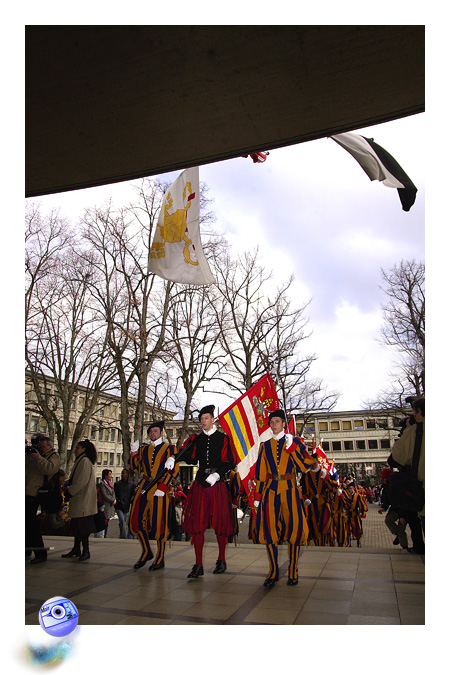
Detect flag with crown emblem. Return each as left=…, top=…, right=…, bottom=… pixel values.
left=149, top=167, right=215, bottom=285
left=218, top=374, right=279, bottom=493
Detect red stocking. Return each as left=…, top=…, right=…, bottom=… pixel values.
left=216, top=534, right=228, bottom=562
left=192, top=533, right=204, bottom=566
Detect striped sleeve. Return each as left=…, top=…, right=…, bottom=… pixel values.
left=253, top=442, right=267, bottom=500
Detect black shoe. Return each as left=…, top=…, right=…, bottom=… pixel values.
left=407, top=547, right=425, bottom=555
left=287, top=578, right=298, bottom=586
left=393, top=536, right=399, bottom=545
left=149, top=561, right=165, bottom=571
left=78, top=551, right=90, bottom=561
left=213, top=559, right=227, bottom=574
left=187, top=564, right=204, bottom=578
left=61, top=549, right=81, bottom=558
left=30, top=556, right=47, bottom=565
left=263, top=574, right=279, bottom=588
left=134, top=553, right=154, bottom=569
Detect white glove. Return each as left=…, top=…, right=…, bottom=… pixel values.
left=285, top=433, right=293, bottom=449
left=338, top=489, right=343, bottom=496
left=130, top=440, right=140, bottom=454
left=305, top=499, right=311, bottom=506
left=253, top=501, right=260, bottom=508
left=205, top=472, right=220, bottom=486
left=320, top=468, right=327, bottom=479
left=164, top=456, right=175, bottom=471
left=154, top=489, right=165, bottom=497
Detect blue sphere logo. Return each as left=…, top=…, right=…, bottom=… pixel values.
left=39, top=596, right=79, bottom=637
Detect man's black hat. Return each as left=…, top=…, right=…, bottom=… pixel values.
left=198, top=405, right=215, bottom=420
left=147, top=420, right=164, bottom=433
left=268, top=409, right=286, bottom=423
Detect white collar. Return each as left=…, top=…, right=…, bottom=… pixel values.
left=152, top=437, right=164, bottom=447
left=272, top=431, right=286, bottom=441
left=203, top=425, right=217, bottom=436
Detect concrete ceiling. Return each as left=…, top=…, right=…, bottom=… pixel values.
left=25, top=25, right=425, bottom=198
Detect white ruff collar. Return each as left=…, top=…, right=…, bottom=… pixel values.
left=272, top=431, right=285, bottom=441
left=153, top=437, right=163, bottom=447
left=203, top=425, right=217, bottom=436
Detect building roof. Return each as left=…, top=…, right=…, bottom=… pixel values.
left=26, top=25, right=424, bottom=197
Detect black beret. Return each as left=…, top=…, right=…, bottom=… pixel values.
left=268, top=409, right=286, bottom=423
left=147, top=420, right=164, bottom=433
left=198, top=405, right=215, bottom=420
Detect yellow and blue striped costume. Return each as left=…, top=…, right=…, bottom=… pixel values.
left=128, top=441, right=178, bottom=565
left=254, top=436, right=316, bottom=582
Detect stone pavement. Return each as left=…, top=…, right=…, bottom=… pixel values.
left=25, top=504, right=424, bottom=625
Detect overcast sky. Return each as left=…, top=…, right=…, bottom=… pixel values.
left=33, top=113, right=425, bottom=413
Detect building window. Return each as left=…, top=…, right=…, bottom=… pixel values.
left=103, top=454, right=108, bottom=465
left=319, top=422, right=328, bottom=432
left=378, top=419, right=388, bottom=429
left=78, top=397, right=85, bottom=412
left=344, top=440, right=353, bottom=451
left=357, top=440, right=366, bottom=450
left=118, top=430, right=122, bottom=442
left=30, top=417, right=39, bottom=432
left=110, top=429, right=116, bottom=442
left=90, top=427, right=97, bottom=440
left=368, top=439, right=378, bottom=449
left=380, top=439, right=391, bottom=449
left=322, top=441, right=330, bottom=453
left=332, top=441, right=341, bottom=452
left=342, top=421, right=352, bottom=430
left=104, top=429, right=109, bottom=442
left=330, top=421, right=340, bottom=431
left=98, top=428, right=103, bottom=441
left=367, top=420, right=376, bottom=429
left=116, top=453, right=121, bottom=466
left=354, top=420, right=364, bottom=430
left=109, top=453, right=114, bottom=465
left=97, top=452, right=102, bottom=465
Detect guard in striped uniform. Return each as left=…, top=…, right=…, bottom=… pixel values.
left=345, top=479, right=368, bottom=547
left=253, top=409, right=319, bottom=588
left=128, top=421, right=178, bottom=570
left=301, top=456, right=339, bottom=546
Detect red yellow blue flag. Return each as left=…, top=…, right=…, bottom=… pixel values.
left=218, top=374, right=279, bottom=492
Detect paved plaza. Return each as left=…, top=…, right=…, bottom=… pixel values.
left=25, top=504, right=424, bottom=625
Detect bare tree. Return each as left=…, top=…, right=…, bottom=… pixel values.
left=367, top=259, right=425, bottom=412
left=25, top=223, right=117, bottom=469
left=80, top=183, right=174, bottom=466
left=163, top=284, right=227, bottom=443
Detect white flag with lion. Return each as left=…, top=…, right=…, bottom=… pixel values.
left=149, top=167, right=215, bottom=285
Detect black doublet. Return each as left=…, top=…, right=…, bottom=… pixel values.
left=183, top=430, right=235, bottom=488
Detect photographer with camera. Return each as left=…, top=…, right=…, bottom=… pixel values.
left=25, top=434, right=61, bottom=564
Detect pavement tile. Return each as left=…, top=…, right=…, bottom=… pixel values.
left=26, top=503, right=425, bottom=626
left=294, top=611, right=348, bottom=625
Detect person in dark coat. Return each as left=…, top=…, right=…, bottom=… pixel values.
left=114, top=469, right=135, bottom=539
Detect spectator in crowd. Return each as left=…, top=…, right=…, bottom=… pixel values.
left=390, top=397, right=425, bottom=552
left=173, top=498, right=184, bottom=541
left=114, top=469, right=135, bottom=539
left=98, top=469, right=116, bottom=537
left=40, top=470, right=71, bottom=536
left=62, top=439, right=97, bottom=561
left=378, top=467, right=409, bottom=549
left=25, top=434, right=61, bottom=564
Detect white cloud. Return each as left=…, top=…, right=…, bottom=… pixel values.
left=308, top=301, right=396, bottom=410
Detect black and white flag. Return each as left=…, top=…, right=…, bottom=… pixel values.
left=331, top=132, right=417, bottom=211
